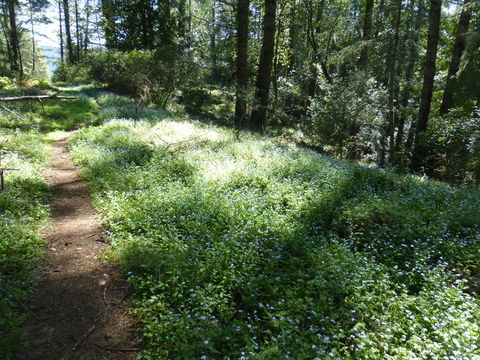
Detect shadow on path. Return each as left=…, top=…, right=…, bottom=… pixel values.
left=18, top=132, right=140, bottom=360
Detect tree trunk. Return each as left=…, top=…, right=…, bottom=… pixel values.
left=1, top=5, right=13, bottom=69
left=234, top=0, right=249, bottom=127
left=386, top=0, right=402, bottom=162
left=439, top=0, right=472, bottom=115
left=63, top=0, right=75, bottom=63
left=306, top=0, right=325, bottom=100
left=75, top=0, right=81, bottom=61
left=102, top=0, right=116, bottom=49
left=29, top=0, right=36, bottom=73
left=395, top=0, right=424, bottom=153
left=210, top=3, right=218, bottom=80
left=411, top=0, right=442, bottom=172
left=159, top=0, right=172, bottom=47
left=7, top=0, right=20, bottom=73
left=358, top=0, right=374, bottom=70
left=84, top=0, right=90, bottom=51
left=59, top=0, right=64, bottom=62
left=287, top=0, right=297, bottom=72
left=247, top=0, right=277, bottom=132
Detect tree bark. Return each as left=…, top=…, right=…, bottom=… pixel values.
left=306, top=0, right=326, bottom=101
left=234, top=0, right=249, bottom=127
left=59, top=0, right=64, bottom=62
left=6, top=0, right=20, bottom=73
left=210, top=3, right=218, bottom=80
left=287, top=0, right=297, bottom=72
left=101, top=0, right=116, bottom=49
left=75, top=0, right=81, bottom=61
left=248, top=0, right=277, bottom=132
left=411, top=0, right=442, bottom=172
left=386, top=0, right=402, bottom=162
left=439, top=0, right=472, bottom=115
left=0, top=94, right=77, bottom=101
left=63, top=0, right=75, bottom=63
left=29, top=0, right=36, bottom=73
left=358, top=0, right=374, bottom=70
left=395, top=0, right=424, bottom=153
left=84, top=0, right=90, bottom=51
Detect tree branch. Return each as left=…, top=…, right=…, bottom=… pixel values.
left=0, top=94, right=77, bottom=101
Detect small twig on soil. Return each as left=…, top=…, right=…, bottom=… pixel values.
left=94, top=343, right=140, bottom=352
left=72, top=324, right=96, bottom=351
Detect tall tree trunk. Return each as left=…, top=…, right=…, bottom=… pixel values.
left=395, top=0, right=424, bottom=153
left=287, top=0, right=296, bottom=72
left=7, top=0, right=20, bottom=73
left=439, top=0, right=472, bottom=115
left=386, top=0, right=402, bottom=162
left=75, top=0, right=80, bottom=61
left=247, top=0, right=277, bottom=132
left=306, top=0, right=325, bottom=100
left=358, top=0, right=374, bottom=70
left=102, top=0, right=115, bottom=49
left=83, top=0, right=90, bottom=51
left=59, top=0, right=64, bottom=62
left=159, top=0, right=172, bottom=47
left=63, top=0, right=75, bottom=63
left=411, top=0, right=442, bottom=172
left=273, top=15, right=283, bottom=112
left=29, top=0, right=36, bottom=73
left=0, top=4, right=13, bottom=67
left=234, top=0, right=249, bottom=127
left=210, top=3, right=218, bottom=80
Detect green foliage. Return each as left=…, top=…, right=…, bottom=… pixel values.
left=0, top=129, right=49, bottom=358
left=52, top=62, right=90, bottom=83
left=305, top=74, right=388, bottom=160
left=69, top=116, right=480, bottom=359
left=0, top=77, right=17, bottom=89
left=180, top=87, right=234, bottom=123
left=81, top=50, right=197, bottom=107
left=424, top=108, right=480, bottom=183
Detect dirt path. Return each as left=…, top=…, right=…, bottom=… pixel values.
left=19, top=131, right=140, bottom=360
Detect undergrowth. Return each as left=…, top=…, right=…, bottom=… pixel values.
left=69, top=113, right=480, bottom=359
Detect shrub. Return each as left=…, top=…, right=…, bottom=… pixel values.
left=424, top=108, right=480, bottom=183
left=305, top=74, right=388, bottom=161
left=83, top=49, right=197, bottom=107
left=52, top=62, right=90, bottom=83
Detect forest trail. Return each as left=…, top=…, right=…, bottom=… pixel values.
left=18, top=130, right=139, bottom=360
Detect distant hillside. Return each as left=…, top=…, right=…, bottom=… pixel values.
left=41, top=46, right=61, bottom=76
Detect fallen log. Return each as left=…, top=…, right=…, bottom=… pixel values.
left=0, top=94, right=77, bottom=101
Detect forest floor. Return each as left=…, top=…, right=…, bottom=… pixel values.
left=18, top=130, right=139, bottom=360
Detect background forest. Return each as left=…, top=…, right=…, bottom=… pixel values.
left=1, top=1, right=480, bottom=359
left=0, top=0, right=479, bottom=183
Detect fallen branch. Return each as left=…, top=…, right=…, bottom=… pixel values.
left=0, top=104, right=26, bottom=121
left=94, top=343, right=140, bottom=352
left=0, top=94, right=77, bottom=102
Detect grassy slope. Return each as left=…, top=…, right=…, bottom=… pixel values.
left=68, top=96, right=480, bottom=359
left=0, top=85, right=97, bottom=358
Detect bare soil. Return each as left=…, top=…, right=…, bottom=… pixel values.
left=18, top=131, right=140, bottom=360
